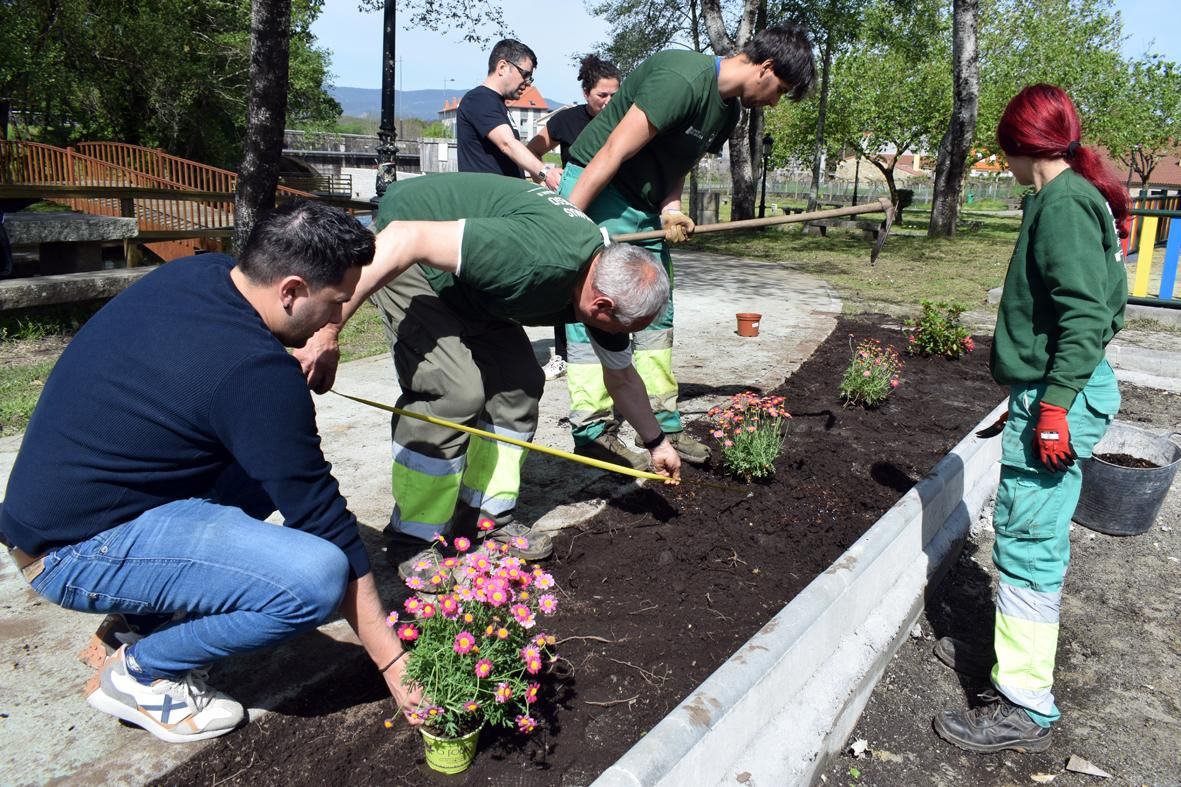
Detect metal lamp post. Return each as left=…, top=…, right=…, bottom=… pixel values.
left=759, top=132, right=774, bottom=219
left=374, top=1, right=398, bottom=202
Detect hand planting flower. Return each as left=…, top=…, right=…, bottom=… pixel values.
left=904, top=300, right=975, bottom=359
left=393, top=535, right=560, bottom=740
left=707, top=392, right=791, bottom=481
left=839, top=337, right=903, bottom=408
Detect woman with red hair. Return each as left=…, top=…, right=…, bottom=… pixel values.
left=933, top=84, right=1128, bottom=753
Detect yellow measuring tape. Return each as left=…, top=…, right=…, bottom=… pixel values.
left=331, top=390, right=671, bottom=483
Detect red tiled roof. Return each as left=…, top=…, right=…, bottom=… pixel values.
left=1095, top=148, right=1181, bottom=188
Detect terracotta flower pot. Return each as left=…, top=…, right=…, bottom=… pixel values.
left=736, top=312, right=762, bottom=337
left=421, top=724, right=482, bottom=774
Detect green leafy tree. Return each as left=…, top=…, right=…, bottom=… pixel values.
left=0, top=0, right=338, bottom=168
left=1094, top=57, right=1181, bottom=189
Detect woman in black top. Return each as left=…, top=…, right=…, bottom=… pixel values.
left=528, top=54, right=621, bottom=379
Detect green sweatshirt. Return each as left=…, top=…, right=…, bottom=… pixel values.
left=991, top=168, right=1126, bottom=409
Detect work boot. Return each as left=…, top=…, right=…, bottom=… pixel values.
left=384, top=526, right=449, bottom=585
left=932, top=636, right=995, bottom=677
left=574, top=432, right=649, bottom=470
left=477, top=514, right=553, bottom=561
left=85, top=646, right=245, bottom=743
left=933, top=690, right=1052, bottom=753
left=636, top=430, right=711, bottom=465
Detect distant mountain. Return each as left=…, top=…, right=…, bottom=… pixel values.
left=329, top=85, right=569, bottom=121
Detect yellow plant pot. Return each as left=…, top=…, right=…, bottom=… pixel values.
left=421, top=725, right=482, bottom=774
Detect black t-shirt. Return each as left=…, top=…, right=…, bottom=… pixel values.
left=457, top=85, right=521, bottom=177
left=545, top=104, right=594, bottom=166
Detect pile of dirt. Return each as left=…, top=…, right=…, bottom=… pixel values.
left=157, top=314, right=1008, bottom=786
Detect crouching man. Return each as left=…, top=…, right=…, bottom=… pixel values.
left=0, top=201, right=417, bottom=743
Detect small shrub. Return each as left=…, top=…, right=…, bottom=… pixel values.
left=707, top=392, right=791, bottom=481
left=905, top=300, right=975, bottom=359
left=839, top=336, right=903, bottom=408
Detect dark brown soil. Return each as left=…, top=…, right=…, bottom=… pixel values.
left=155, top=315, right=1007, bottom=787
left=1095, top=452, right=1160, bottom=469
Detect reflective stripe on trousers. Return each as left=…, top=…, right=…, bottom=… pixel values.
left=558, top=164, right=682, bottom=445
left=371, top=267, right=543, bottom=541
left=990, top=361, right=1119, bottom=725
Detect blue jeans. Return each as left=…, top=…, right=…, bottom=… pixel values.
left=30, top=499, right=349, bottom=679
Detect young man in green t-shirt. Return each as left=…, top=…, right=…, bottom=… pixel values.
left=558, top=24, right=815, bottom=470
left=295, top=173, right=680, bottom=576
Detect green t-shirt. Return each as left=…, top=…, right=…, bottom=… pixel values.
left=375, top=173, right=606, bottom=325
left=991, top=169, right=1127, bottom=408
left=569, top=50, right=741, bottom=212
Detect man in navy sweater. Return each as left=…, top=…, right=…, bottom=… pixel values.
left=0, top=201, right=419, bottom=743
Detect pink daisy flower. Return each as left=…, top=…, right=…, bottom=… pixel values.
left=419, top=601, right=437, bottom=619
left=521, top=644, right=541, bottom=663
left=474, top=658, right=493, bottom=678
left=477, top=516, right=496, bottom=532
left=525, top=682, right=540, bottom=704
left=525, top=657, right=542, bottom=675
left=453, top=631, right=477, bottom=655
left=404, top=575, right=425, bottom=591
left=511, top=604, right=536, bottom=629
left=442, top=557, right=460, bottom=569
left=432, top=532, right=447, bottom=546
left=515, top=714, right=537, bottom=734
left=495, top=626, right=510, bottom=640
left=439, top=596, right=460, bottom=618
left=403, top=597, right=422, bottom=615
left=397, top=623, right=419, bottom=642
left=453, top=536, right=472, bottom=553
left=511, top=536, right=530, bottom=551
left=385, top=611, right=399, bottom=628
left=495, top=682, right=513, bottom=703
left=462, top=700, right=480, bottom=713
left=533, top=573, right=555, bottom=590
left=537, top=594, right=558, bottom=615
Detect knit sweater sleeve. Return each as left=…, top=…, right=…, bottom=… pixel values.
left=1031, top=194, right=1112, bottom=408
left=208, top=351, right=370, bottom=579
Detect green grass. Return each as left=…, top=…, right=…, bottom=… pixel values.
left=684, top=211, right=1019, bottom=319
left=337, top=301, right=390, bottom=363
left=0, top=359, right=56, bottom=437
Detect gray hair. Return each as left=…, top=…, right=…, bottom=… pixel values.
left=592, top=243, right=669, bottom=325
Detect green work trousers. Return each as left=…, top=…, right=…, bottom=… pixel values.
left=991, top=360, right=1120, bottom=726
left=369, top=266, right=543, bottom=541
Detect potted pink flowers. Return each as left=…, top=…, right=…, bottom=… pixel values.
left=389, top=535, right=560, bottom=774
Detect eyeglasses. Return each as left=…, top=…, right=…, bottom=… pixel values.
left=506, top=60, right=534, bottom=84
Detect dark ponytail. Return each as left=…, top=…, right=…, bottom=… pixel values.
left=997, top=84, right=1129, bottom=237
left=577, top=54, right=621, bottom=94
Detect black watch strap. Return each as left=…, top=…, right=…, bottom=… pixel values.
left=641, top=432, right=667, bottom=451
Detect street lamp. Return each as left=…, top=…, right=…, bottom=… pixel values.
left=443, top=77, right=455, bottom=95
left=374, top=0, right=398, bottom=201
left=759, top=132, right=774, bottom=219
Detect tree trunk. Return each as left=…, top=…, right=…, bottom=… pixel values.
left=927, top=0, right=978, bottom=237
left=729, top=108, right=756, bottom=219
left=234, top=0, right=293, bottom=253
left=702, top=0, right=760, bottom=220
left=808, top=39, right=834, bottom=211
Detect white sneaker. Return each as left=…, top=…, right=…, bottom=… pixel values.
left=85, top=646, right=245, bottom=743
left=542, top=355, right=567, bottom=381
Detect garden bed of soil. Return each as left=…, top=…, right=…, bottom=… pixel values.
left=156, top=314, right=1007, bottom=787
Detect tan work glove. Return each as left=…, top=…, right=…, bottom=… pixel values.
left=661, top=209, right=695, bottom=244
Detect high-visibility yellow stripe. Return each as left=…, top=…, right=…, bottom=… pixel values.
left=1133, top=216, right=1158, bottom=297
left=391, top=462, right=462, bottom=529
left=992, top=610, right=1058, bottom=715
left=461, top=434, right=525, bottom=513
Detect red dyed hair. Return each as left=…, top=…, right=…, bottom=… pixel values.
left=996, top=84, right=1129, bottom=237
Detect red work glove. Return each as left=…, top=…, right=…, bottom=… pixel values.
left=1035, top=402, right=1077, bottom=472
left=975, top=412, right=1008, bottom=438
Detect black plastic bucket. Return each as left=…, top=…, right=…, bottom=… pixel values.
left=1074, top=422, right=1181, bottom=536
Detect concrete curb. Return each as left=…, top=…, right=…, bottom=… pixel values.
left=592, top=399, right=1008, bottom=787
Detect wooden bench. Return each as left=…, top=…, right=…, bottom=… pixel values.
left=804, top=218, right=882, bottom=241
left=4, top=211, right=138, bottom=275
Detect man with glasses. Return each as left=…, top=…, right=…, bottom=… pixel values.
left=557, top=25, right=817, bottom=470
left=456, top=39, right=555, bottom=185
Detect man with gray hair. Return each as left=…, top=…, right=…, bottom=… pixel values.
left=296, top=173, right=678, bottom=577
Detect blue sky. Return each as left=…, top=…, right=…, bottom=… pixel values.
left=311, top=0, right=1180, bottom=103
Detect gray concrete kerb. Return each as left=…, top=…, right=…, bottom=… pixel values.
left=0, top=251, right=841, bottom=784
